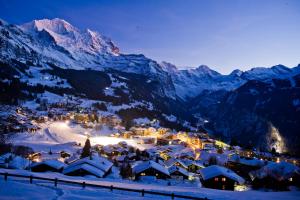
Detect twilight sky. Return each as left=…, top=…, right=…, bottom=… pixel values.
left=0, top=0, right=300, bottom=74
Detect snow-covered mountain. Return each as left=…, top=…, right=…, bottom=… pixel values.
left=160, top=62, right=300, bottom=99
left=20, top=18, right=120, bottom=56
left=1, top=18, right=298, bottom=100
left=0, top=18, right=176, bottom=98
left=1, top=18, right=164, bottom=75
left=1, top=18, right=300, bottom=154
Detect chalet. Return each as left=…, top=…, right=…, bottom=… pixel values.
left=174, top=148, right=195, bottom=160
left=63, top=155, right=113, bottom=178
left=122, top=131, right=134, bottom=139
left=115, top=155, right=126, bottom=163
left=130, top=127, right=147, bottom=135
left=157, top=128, right=170, bottom=136
left=101, top=145, right=125, bottom=157
left=199, top=151, right=228, bottom=166
left=156, top=138, right=169, bottom=145
left=159, top=150, right=172, bottom=160
left=30, top=160, right=66, bottom=172
left=200, top=165, right=245, bottom=190
left=215, top=140, right=230, bottom=150
left=132, top=160, right=170, bottom=180
left=184, top=160, right=205, bottom=173
left=144, top=127, right=157, bottom=136
left=0, top=153, right=30, bottom=169
left=201, top=139, right=215, bottom=150
left=227, top=155, right=266, bottom=180
left=138, top=137, right=156, bottom=145
left=249, top=161, right=300, bottom=190
left=239, top=149, right=256, bottom=158
left=164, top=158, right=189, bottom=170
left=161, top=132, right=176, bottom=140
left=168, top=139, right=181, bottom=145
left=168, top=165, right=189, bottom=180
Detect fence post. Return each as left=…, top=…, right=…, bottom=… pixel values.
left=4, top=173, right=7, bottom=181
left=54, top=178, right=58, bottom=187
left=141, top=189, right=144, bottom=197
left=82, top=181, right=85, bottom=189
left=110, top=185, right=113, bottom=191
left=30, top=175, right=33, bottom=184
left=171, top=193, right=174, bottom=200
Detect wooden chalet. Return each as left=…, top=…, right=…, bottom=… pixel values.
left=200, top=165, right=245, bottom=190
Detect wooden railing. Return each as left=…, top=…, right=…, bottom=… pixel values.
left=0, top=172, right=209, bottom=200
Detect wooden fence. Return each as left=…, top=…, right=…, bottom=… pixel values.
left=0, top=172, right=209, bottom=200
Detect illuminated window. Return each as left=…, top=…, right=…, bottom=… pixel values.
left=214, top=177, right=219, bottom=181
left=289, top=178, right=293, bottom=182
left=141, top=173, right=146, bottom=176
left=222, top=177, right=226, bottom=182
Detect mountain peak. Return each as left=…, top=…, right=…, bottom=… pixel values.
left=271, top=64, right=291, bottom=73
left=191, top=65, right=220, bottom=77
left=160, top=61, right=178, bottom=73
left=21, top=18, right=77, bottom=34
left=230, top=69, right=243, bottom=77
left=20, top=18, right=119, bottom=56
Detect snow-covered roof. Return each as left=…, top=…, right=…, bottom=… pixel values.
left=200, top=165, right=245, bottom=184
left=168, top=165, right=189, bottom=177
left=0, top=153, right=30, bottom=169
left=229, top=155, right=265, bottom=167
left=116, top=155, right=127, bottom=162
left=249, top=161, right=299, bottom=181
left=132, top=161, right=170, bottom=176
left=31, top=160, right=66, bottom=170
left=199, top=151, right=228, bottom=165
left=63, top=163, right=105, bottom=177
left=9, top=156, right=30, bottom=170
left=164, top=158, right=188, bottom=168
left=165, top=158, right=205, bottom=170
left=0, top=153, right=14, bottom=162
left=67, top=155, right=113, bottom=173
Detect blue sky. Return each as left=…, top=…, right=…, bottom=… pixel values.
left=0, top=0, right=300, bottom=74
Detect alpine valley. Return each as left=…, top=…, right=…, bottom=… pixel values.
left=1, top=18, right=300, bottom=155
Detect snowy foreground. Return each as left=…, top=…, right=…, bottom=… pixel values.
left=0, top=169, right=299, bottom=200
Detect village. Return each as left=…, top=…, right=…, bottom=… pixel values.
left=0, top=103, right=300, bottom=193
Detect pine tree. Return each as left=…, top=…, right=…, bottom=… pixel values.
left=135, top=149, right=141, bottom=160
left=81, top=138, right=91, bottom=158
left=120, top=162, right=132, bottom=179
left=208, top=155, right=217, bottom=166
